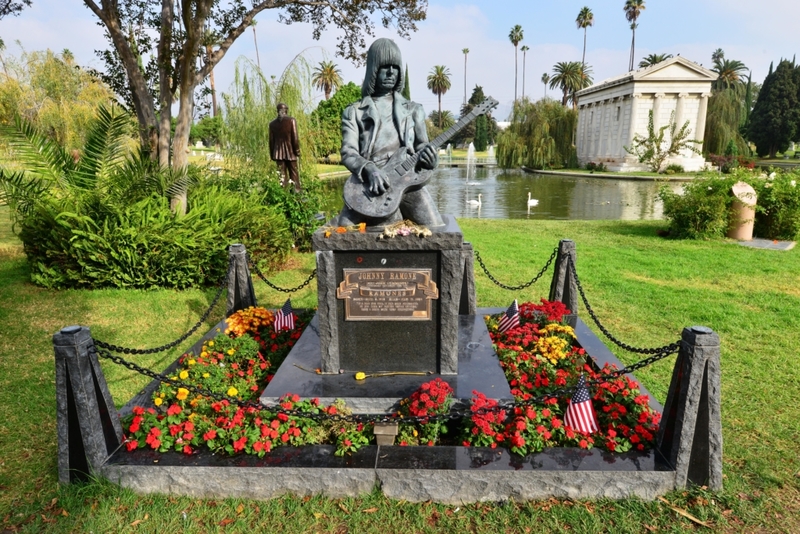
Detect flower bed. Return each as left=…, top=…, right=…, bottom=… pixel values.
left=122, top=301, right=661, bottom=458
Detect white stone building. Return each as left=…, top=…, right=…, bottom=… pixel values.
left=574, top=56, right=716, bottom=172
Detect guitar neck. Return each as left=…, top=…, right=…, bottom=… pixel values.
left=430, top=106, right=486, bottom=149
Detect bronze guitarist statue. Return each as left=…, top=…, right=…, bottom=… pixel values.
left=336, top=38, right=444, bottom=229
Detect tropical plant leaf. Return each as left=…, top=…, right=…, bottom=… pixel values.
left=1, top=117, right=73, bottom=186
left=72, top=105, right=131, bottom=189
left=0, top=169, right=49, bottom=217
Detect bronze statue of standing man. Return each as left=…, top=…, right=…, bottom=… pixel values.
left=269, top=103, right=301, bottom=193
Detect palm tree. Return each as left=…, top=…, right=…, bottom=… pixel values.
left=520, top=45, right=529, bottom=99
left=711, top=48, right=724, bottom=64
left=712, top=54, right=748, bottom=90
left=541, top=73, right=550, bottom=97
left=549, top=61, right=592, bottom=107
left=576, top=7, right=594, bottom=70
left=312, top=61, right=343, bottom=100
left=428, top=110, right=455, bottom=130
left=462, top=48, right=469, bottom=105
left=427, top=65, right=452, bottom=128
left=624, top=0, right=646, bottom=71
left=508, top=25, right=524, bottom=101
left=638, top=53, right=673, bottom=68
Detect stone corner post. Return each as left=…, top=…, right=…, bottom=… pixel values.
left=459, top=242, right=477, bottom=316
left=657, top=326, right=723, bottom=490
left=54, top=326, right=123, bottom=484
left=226, top=243, right=257, bottom=317
left=548, top=239, right=578, bottom=315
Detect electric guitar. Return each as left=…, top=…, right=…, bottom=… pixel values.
left=342, top=97, right=499, bottom=219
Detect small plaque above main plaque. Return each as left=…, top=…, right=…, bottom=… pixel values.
left=336, top=268, right=439, bottom=321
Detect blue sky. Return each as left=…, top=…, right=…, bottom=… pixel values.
left=1, top=1, right=798, bottom=119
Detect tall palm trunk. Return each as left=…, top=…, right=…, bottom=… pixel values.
left=464, top=53, right=467, bottom=105
left=206, top=44, right=217, bottom=117
left=438, top=93, right=442, bottom=128
left=629, top=28, right=636, bottom=71
left=514, top=46, right=518, bottom=101
left=582, top=29, right=587, bottom=68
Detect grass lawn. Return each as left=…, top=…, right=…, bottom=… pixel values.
left=1, top=205, right=799, bottom=532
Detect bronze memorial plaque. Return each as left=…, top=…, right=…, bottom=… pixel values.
left=336, top=268, right=439, bottom=321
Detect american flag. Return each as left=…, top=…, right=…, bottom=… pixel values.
left=564, top=374, right=599, bottom=434
left=497, top=299, right=520, bottom=333
left=274, top=299, right=295, bottom=332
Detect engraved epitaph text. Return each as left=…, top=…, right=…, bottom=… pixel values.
left=336, top=268, right=438, bottom=320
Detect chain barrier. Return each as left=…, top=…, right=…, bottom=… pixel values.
left=93, top=257, right=233, bottom=355
left=569, top=255, right=681, bottom=355
left=94, top=339, right=679, bottom=426
left=247, top=253, right=317, bottom=294
left=475, top=247, right=558, bottom=291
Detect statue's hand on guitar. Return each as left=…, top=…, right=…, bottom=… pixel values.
left=417, top=143, right=438, bottom=170
left=364, top=162, right=390, bottom=195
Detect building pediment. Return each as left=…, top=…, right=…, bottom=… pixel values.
left=633, top=57, right=717, bottom=82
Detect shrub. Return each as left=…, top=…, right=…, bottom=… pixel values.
left=585, top=161, right=607, bottom=172
left=750, top=170, right=800, bottom=240
left=664, top=163, right=684, bottom=175
left=658, top=176, right=738, bottom=239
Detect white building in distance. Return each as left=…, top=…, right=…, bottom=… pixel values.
left=575, top=56, right=716, bottom=172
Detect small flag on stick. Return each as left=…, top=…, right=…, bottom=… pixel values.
left=274, top=299, right=295, bottom=332
left=497, top=299, right=520, bottom=333
left=564, top=374, right=599, bottom=434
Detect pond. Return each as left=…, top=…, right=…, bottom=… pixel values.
left=322, top=167, right=682, bottom=221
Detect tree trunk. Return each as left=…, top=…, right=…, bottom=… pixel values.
left=85, top=1, right=158, bottom=155
left=582, top=29, right=587, bottom=68
left=438, top=94, right=442, bottom=128
left=206, top=45, right=218, bottom=117
left=157, top=0, right=173, bottom=168
left=514, top=47, right=518, bottom=101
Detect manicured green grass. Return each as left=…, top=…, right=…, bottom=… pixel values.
left=1, top=208, right=799, bottom=532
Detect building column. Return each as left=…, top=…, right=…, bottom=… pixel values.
left=577, top=105, right=587, bottom=158
left=593, top=100, right=604, bottom=156
left=625, top=93, right=642, bottom=162
left=652, top=93, right=665, bottom=130
left=586, top=103, right=595, bottom=161
left=694, top=93, right=710, bottom=157
left=673, top=93, right=688, bottom=158
left=615, top=96, right=626, bottom=158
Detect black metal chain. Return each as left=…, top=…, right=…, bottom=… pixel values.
left=94, top=339, right=679, bottom=426
left=93, top=258, right=233, bottom=355
left=475, top=247, right=558, bottom=291
left=247, top=253, right=317, bottom=294
left=569, top=255, right=681, bottom=355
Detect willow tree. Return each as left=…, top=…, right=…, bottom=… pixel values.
left=497, top=98, right=577, bottom=170
left=85, top=0, right=427, bottom=213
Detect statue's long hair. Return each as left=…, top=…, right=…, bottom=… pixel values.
left=361, top=38, right=405, bottom=98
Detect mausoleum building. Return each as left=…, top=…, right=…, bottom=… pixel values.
left=575, top=56, right=716, bottom=172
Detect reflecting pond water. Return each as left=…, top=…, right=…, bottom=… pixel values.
left=322, top=167, right=682, bottom=221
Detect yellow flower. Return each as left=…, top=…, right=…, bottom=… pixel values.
left=208, top=341, right=215, bottom=347
left=159, top=392, right=165, bottom=398
left=201, top=351, right=208, bottom=358
left=187, top=359, right=196, bottom=366
left=179, top=370, right=189, bottom=380
left=412, top=429, right=418, bottom=437
left=227, top=349, right=235, bottom=356
left=176, top=388, right=189, bottom=400
left=227, top=387, right=239, bottom=397
left=355, top=372, right=366, bottom=381
left=154, top=397, right=163, bottom=406
left=203, top=373, right=210, bottom=379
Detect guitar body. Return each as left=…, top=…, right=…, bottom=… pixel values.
left=342, top=149, right=433, bottom=219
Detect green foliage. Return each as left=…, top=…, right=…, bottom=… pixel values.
left=625, top=110, right=701, bottom=172
left=473, top=115, right=488, bottom=151
left=750, top=170, right=800, bottom=240
left=309, top=82, right=361, bottom=157
left=747, top=59, right=800, bottom=158
left=658, top=170, right=800, bottom=240
left=704, top=87, right=750, bottom=157
left=0, top=46, right=119, bottom=151
left=190, top=115, right=223, bottom=145
left=497, top=98, right=577, bottom=169
left=0, top=105, right=292, bottom=288
left=402, top=64, right=411, bottom=100
left=452, top=85, right=498, bottom=147
left=658, top=176, right=736, bottom=239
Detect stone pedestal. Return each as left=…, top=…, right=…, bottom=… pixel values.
left=313, top=215, right=474, bottom=375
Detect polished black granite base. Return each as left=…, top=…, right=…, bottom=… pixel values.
left=106, top=444, right=672, bottom=472
left=261, top=312, right=513, bottom=413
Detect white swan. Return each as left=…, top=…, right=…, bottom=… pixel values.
left=467, top=193, right=482, bottom=207
left=527, top=192, right=539, bottom=208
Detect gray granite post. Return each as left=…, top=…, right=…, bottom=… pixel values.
left=548, top=239, right=578, bottom=315
left=657, top=326, right=723, bottom=490
left=316, top=250, right=340, bottom=373
left=53, top=326, right=123, bottom=484
left=226, top=243, right=257, bottom=316
left=459, top=242, right=477, bottom=316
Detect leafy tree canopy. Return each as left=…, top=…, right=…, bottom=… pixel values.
left=310, top=81, right=361, bottom=156
left=0, top=0, right=31, bottom=19
left=747, top=59, right=800, bottom=158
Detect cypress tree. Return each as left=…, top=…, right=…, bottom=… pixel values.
left=474, top=115, right=488, bottom=151
left=402, top=65, right=411, bottom=100
left=747, top=60, right=800, bottom=158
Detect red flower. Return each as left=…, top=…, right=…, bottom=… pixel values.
left=203, top=430, right=217, bottom=441
left=167, top=404, right=182, bottom=416
left=125, top=440, right=138, bottom=451
left=233, top=435, right=247, bottom=452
